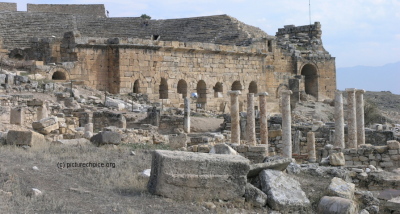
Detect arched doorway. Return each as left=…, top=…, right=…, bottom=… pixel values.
left=231, top=81, right=242, bottom=91
left=177, top=79, right=188, bottom=98
left=249, top=81, right=258, bottom=94
left=159, top=78, right=168, bottom=99
left=213, top=82, right=223, bottom=98
left=52, top=71, right=67, bottom=80
left=301, top=64, right=318, bottom=98
left=197, top=80, right=207, bottom=109
left=133, top=79, right=140, bottom=93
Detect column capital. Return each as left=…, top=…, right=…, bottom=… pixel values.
left=355, top=89, right=366, bottom=94
left=281, top=90, right=293, bottom=95
left=345, top=88, right=356, bottom=92
left=228, top=90, right=241, bottom=96
left=257, top=92, right=269, bottom=96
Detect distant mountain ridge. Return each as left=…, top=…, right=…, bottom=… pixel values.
left=337, top=61, right=400, bottom=95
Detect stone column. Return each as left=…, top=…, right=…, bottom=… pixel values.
left=85, top=123, right=94, bottom=133
left=229, top=90, right=241, bottom=144
left=258, top=92, right=269, bottom=145
left=246, top=93, right=256, bottom=145
left=184, top=97, right=191, bottom=133
left=36, top=104, right=48, bottom=121
left=346, top=88, right=357, bottom=148
left=281, top=90, right=292, bottom=158
left=334, top=91, right=345, bottom=148
left=307, top=132, right=316, bottom=163
left=356, top=89, right=365, bottom=146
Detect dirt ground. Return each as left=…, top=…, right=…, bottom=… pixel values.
left=0, top=143, right=268, bottom=214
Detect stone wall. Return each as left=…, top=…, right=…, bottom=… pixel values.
left=27, top=4, right=106, bottom=18
left=342, top=146, right=400, bottom=169
left=0, top=2, right=17, bottom=11
left=92, top=111, right=126, bottom=132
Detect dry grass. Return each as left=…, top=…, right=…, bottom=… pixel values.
left=0, top=143, right=218, bottom=213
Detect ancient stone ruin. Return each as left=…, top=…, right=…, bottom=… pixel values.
left=0, top=3, right=399, bottom=214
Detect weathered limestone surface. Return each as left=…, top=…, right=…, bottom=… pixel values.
left=229, top=91, right=241, bottom=144
left=246, top=93, right=256, bottom=145
left=168, top=133, right=188, bottom=149
left=386, top=196, right=400, bottom=211
left=244, top=183, right=268, bottom=208
left=90, top=131, right=122, bottom=145
left=248, top=157, right=292, bottom=177
left=346, top=88, right=357, bottom=148
left=260, top=169, right=310, bottom=212
left=307, top=131, right=316, bottom=162
left=317, top=196, right=357, bottom=214
left=32, top=117, right=59, bottom=135
left=36, top=104, right=48, bottom=120
left=327, top=177, right=355, bottom=200
left=281, top=90, right=292, bottom=158
left=209, top=143, right=237, bottom=155
left=330, top=152, right=345, bottom=166
left=334, top=91, right=345, bottom=148
left=10, top=107, right=24, bottom=125
left=84, top=123, right=93, bottom=133
left=258, top=92, right=269, bottom=145
left=52, top=138, right=89, bottom=146
left=6, top=130, right=45, bottom=146
left=148, top=150, right=250, bottom=201
left=356, top=89, right=365, bottom=146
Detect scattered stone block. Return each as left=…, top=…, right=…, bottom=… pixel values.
left=10, top=107, right=24, bottom=125
left=327, top=177, right=355, bottom=200
left=32, top=117, right=59, bottom=135
left=317, top=196, right=357, bottom=214
left=168, top=133, right=188, bottom=149
left=330, top=152, right=345, bottom=166
left=260, top=169, right=310, bottom=212
left=247, top=157, right=292, bottom=177
left=90, top=131, right=122, bottom=145
left=209, top=143, right=237, bottom=155
left=148, top=150, right=250, bottom=201
left=51, top=138, right=89, bottom=146
left=244, top=183, right=268, bottom=208
left=386, top=196, right=400, bottom=211
left=6, top=130, right=45, bottom=146
left=387, top=140, right=400, bottom=150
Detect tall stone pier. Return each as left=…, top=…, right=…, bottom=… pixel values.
left=356, top=89, right=365, bottom=146
left=307, top=132, right=316, bottom=163
left=246, top=93, right=256, bottom=145
left=281, top=90, right=292, bottom=158
left=36, top=104, right=48, bottom=121
left=184, top=97, right=191, bottom=133
left=334, top=91, right=345, bottom=148
left=346, top=88, right=357, bottom=148
left=229, top=90, right=241, bottom=144
left=258, top=92, right=269, bottom=146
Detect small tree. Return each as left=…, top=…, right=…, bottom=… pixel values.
left=140, top=14, right=151, bottom=20
left=364, top=99, right=383, bottom=125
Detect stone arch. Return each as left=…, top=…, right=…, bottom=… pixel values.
left=52, top=71, right=67, bottom=80
left=196, top=80, right=207, bottom=109
left=177, top=79, right=188, bottom=98
left=213, top=82, right=223, bottom=98
left=301, top=64, right=318, bottom=98
left=159, top=78, right=168, bottom=99
left=249, top=81, right=258, bottom=94
left=276, top=84, right=289, bottom=98
left=231, top=81, right=242, bottom=91
left=133, top=79, right=140, bottom=93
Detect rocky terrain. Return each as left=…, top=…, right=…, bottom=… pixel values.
left=0, top=61, right=399, bottom=213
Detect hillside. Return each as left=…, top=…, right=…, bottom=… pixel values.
left=337, top=61, right=400, bottom=95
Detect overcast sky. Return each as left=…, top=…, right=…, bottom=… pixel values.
left=11, top=0, right=400, bottom=68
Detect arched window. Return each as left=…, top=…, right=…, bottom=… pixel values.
left=177, top=79, right=188, bottom=98
left=213, top=82, right=223, bottom=98
left=301, top=64, right=318, bottom=98
left=159, top=78, right=168, bottom=99
left=52, top=71, right=66, bottom=80
left=249, top=81, right=258, bottom=94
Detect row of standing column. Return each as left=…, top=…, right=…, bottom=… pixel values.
left=334, top=89, right=365, bottom=149
left=228, top=91, right=269, bottom=147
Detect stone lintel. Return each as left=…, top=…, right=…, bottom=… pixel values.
left=257, top=92, right=269, bottom=96
left=228, top=90, right=241, bottom=96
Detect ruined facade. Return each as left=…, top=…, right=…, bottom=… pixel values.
left=0, top=3, right=336, bottom=113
